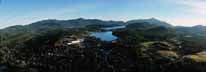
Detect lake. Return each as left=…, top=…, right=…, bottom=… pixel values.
left=90, top=25, right=126, bottom=41
left=90, top=31, right=117, bottom=41
left=103, top=26, right=126, bottom=30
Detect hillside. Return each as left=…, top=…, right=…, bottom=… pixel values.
left=175, top=25, right=206, bottom=36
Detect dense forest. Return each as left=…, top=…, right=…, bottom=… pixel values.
left=1, top=18, right=206, bottom=72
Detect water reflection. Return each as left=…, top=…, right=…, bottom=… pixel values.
left=90, top=31, right=117, bottom=41
left=90, top=25, right=125, bottom=41
left=103, top=26, right=126, bottom=30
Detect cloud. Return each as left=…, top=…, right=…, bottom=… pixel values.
left=165, top=17, right=206, bottom=26
left=183, top=0, right=206, bottom=14
left=170, top=0, right=206, bottom=14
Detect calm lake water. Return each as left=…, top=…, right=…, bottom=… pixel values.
left=90, top=31, right=117, bottom=41
left=103, top=26, right=126, bottom=30
left=90, top=25, right=126, bottom=41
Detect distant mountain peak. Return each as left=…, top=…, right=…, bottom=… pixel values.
left=76, top=18, right=85, bottom=20
left=126, top=18, right=172, bottom=27
left=148, top=17, right=158, bottom=20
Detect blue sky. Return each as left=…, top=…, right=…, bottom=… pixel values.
left=0, top=0, right=206, bottom=29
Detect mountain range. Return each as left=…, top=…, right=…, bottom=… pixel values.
left=1, top=18, right=206, bottom=36
left=0, top=18, right=124, bottom=33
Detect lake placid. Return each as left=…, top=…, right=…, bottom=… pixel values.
left=90, top=31, right=117, bottom=41
left=103, top=26, right=126, bottom=30
left=90, top=26, right=126, bottom=41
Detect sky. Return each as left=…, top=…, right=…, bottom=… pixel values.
left=0, top=0, right=206, bottom=29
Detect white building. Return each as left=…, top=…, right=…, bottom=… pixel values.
left=67, top=39, right=84, bottom=45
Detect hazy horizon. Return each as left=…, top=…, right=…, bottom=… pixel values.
left=1, top=0, right=206, bottom=28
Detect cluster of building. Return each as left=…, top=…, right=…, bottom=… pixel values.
left=62, top=35, right=84, bottom=45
